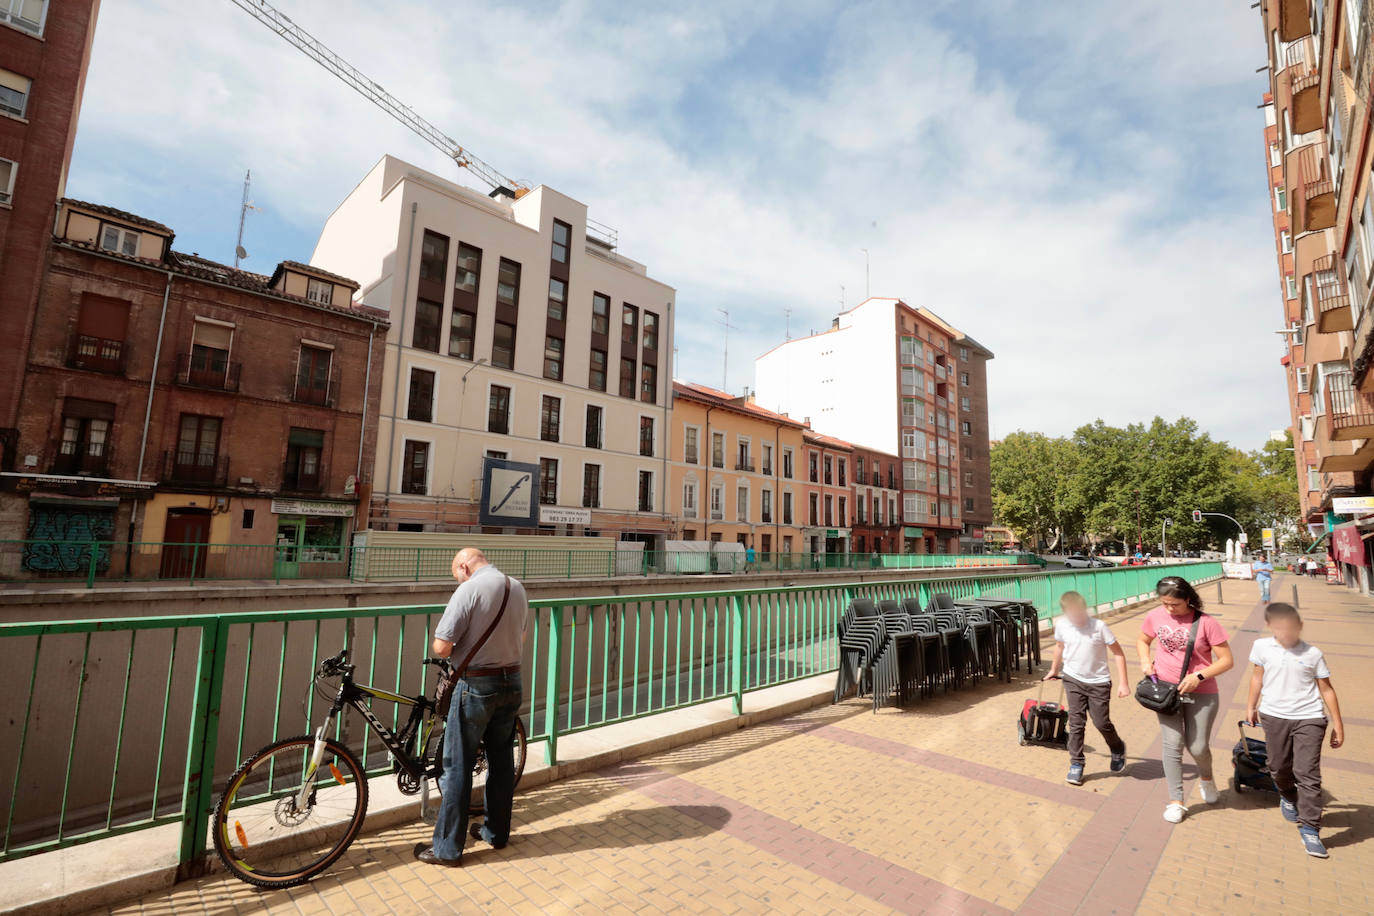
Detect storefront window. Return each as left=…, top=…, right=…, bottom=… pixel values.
left=301, top=516, right=345, bottom=561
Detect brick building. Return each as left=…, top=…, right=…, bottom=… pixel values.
left=0, top=199, right=386, bottom=581
left=0, top=0, right=101, bottom=465
left=801, top=430, right=854, bottom=561
left=848, top=443, right=902, bottom=555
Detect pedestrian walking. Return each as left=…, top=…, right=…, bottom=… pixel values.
left=1044, top=591, right=1129, bottom=785
left=414, top=548, right=529, bottom=867
left=1245, top=603, right=1346, bottom=858
left=1252, top=552, right=1274, bottom=603
left=745, top=543, right=757, bottom=573
left=1136, top=576, right=1234, bottom=824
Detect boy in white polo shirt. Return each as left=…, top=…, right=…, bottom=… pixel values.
left=1245, top=602, right=1346, bottom=859
left=1044, top=591, right=1130, bottom=786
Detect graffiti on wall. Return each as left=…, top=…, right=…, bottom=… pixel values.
left=22, top=506, right=116, bottom=573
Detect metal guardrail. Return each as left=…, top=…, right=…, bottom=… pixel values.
left=0, top=562, right=1222, bottom=872
left=0, top=541, right=1044, bottom=588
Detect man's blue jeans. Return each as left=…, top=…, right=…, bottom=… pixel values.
left=430, top=672, right=522, bottom=860
left=1259, top=578, right=1271, bottom=602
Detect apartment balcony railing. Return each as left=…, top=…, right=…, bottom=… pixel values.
left=1293, top=144, right=1336, bottom=232
left=761, top=464, right=773, bottom=477
left=735, top=460, right=755, bottom=472
left=761, top=511, right=773, bottom=524
left=710, top=510, right=724, bottom=521
left=66, top=335, right=125, bottom=374
left=292, top=369, right=341, bottom=408
left=50, top=442, right=112, bottom=478
left=1284, top=38, right=1321, bottom=133
left=1324, top=376, right=1374, bottom=440
left=281, top=463, right=324, bottom=494
left=176, top=353, right=241, bottom=393
left=1313, top=253, right=1355, bottom=333
left=163, top=449, right=229, bottom=487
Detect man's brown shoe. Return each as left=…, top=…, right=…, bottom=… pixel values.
left=413, top=842, right=462, bottom=867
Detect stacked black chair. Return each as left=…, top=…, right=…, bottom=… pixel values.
left=834, top=599, right=885, bottom=702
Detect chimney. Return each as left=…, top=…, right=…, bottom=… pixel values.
left=831, top=317, right=840, bottom=329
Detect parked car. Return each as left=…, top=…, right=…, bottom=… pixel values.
left=1064, top=555, right=1113, bottom=569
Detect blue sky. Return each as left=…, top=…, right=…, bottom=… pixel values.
left=68, top=0, right=1285, bottom=449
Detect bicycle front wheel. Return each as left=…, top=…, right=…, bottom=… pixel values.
left=213, top=734, right=368, bottom=889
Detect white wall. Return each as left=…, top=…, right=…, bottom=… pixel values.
left=754, top=298, right=900, bottom=454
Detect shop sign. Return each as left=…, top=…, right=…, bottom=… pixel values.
left=539, top=506, right=592, bottom=526
left=1332, top=496, right=1374, bottom=515
left=271, top=498, right=356, bottom=517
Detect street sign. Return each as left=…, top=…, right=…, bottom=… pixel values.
left=1262, top=527, right=1275, bottom=549
left=1239, top=532, right=1248, bottom=544
left=1192, top=509, right=1202, bottom=522
left=1332, top=495, right=1374, bottom=515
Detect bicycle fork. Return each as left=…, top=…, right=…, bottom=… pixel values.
left=293, top=722, right=332, bottom=811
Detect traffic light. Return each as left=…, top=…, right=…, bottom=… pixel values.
left=1192, top=509, right=1202, bottom=522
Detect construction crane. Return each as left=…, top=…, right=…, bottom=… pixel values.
left=228, top=0, right=529, bottom=199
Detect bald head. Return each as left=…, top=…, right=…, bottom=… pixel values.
left=452, top=547, right=489, bottom=583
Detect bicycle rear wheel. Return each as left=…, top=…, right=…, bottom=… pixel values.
left=469, top=718, right=529, bottom=812
left=213, top=735, right=368, bottom=888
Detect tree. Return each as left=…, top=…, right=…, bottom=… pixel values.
left=990, top=433, right=1083, bottom=550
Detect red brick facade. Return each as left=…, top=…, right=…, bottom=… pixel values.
left=848, top=444, right=902, bottom=555
left=0, top=200, right=386, bottom=581
left=0, top=2, right=101, bottom=441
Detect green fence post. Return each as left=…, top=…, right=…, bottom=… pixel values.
left=608, top=550, right=614, bottom=579
left=177, top=617, right=230, bottom=876
left=544, top=606, right=564, bottom=765
left=189, top=543, right=200, bottom=586
left=86, top=541, right=98, bottom=589
left=415, top=548, right=422, bottom=582
left=730, top=594, right=746, bottom=715
left=523, top=550, right=529, bottom=580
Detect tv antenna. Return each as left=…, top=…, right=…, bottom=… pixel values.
left=784, top=307, right=792, bottom=341
left=234, top=169, right=258, bottom=267
left=717, top=308, right=738, bottom=391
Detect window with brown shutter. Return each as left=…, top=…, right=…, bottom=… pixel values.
left=72, top=294, right=130, bottom=372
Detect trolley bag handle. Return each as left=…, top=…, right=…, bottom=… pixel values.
left=435, top=576, right=512, bottom=716
left=1236, top=719, right=1263, bottom=765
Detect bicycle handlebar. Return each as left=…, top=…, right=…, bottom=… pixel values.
left=318, top=649, right=353, bottom=678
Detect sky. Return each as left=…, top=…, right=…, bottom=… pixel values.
left=67, top=0, right=1286, bottom=451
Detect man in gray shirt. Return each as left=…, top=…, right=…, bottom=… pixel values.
left=414, top=548, right=529, bottom=866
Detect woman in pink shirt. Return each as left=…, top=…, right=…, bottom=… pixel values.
left=1136, top=576, right=1234, bottom=823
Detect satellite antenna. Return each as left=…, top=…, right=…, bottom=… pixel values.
left=234, top=169, right=258, bottom=268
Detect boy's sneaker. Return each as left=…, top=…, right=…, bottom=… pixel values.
left=1280, top=797, right=1299, bottom=823
left=1299, top=827, right=1329, bottom=858
left=1110, top=749, right=1127, bottom=774
left=1197, top=779, right=1219, bottom=804
left=1066, top=763, right=1084, bottom=786
left=1163, top=803, right=1187, bottom=824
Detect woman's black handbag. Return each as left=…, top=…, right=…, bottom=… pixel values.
left=1134, top=613, right=1201, bottom=715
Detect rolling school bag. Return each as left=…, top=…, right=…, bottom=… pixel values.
left=1017, top=675, right=1069, bottom=746
left=1233, top=720, right=1278, bottom=793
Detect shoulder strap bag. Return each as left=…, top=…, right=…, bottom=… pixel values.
left=434, top=575, right=512, bottom=717
left=1134, top=612, right=1201, bottom=715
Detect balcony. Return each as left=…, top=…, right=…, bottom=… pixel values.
left=282, top=463, right=324, bottom=493
left=1283, top=39, right=1321, bottom=134
left=1313, top=254, right=1354, bottom=333
left=1293, top=144, right=1336, bottom=233
left=176, top=352, right=241, bottom=392
left=1324, top=376, right=1374, bottom=440
left=711, top=510, right=724, bottom=521
left=50, top=442, right=112, bottom=477
left=67, top=335, right=126, bottom=374
left=735, top=460, right=755, bottom=472
left=1277, top=0, right=1311, bottom=42
left=163, top=449, right=229, bottom=486
left=292, top=369, right=340, bottom=408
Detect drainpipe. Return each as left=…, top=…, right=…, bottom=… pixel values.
left=383, top=202, right=419, bottom=504
left=703, top=405, right=714, bottom=544
left=356, top=321, right=375, bottom=477
left=774, top=422, right=782, bottom=556
left=660, top=300, right=671, bottom=546
left=127, top=270, right=174, bottom=573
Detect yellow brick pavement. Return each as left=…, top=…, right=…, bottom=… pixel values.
left=93, top=575, right=1374, bottom=916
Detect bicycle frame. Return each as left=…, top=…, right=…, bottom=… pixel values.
left=296, top=669, right=443, bottom=810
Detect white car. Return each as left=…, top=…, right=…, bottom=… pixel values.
left=1063, top=555, right=1113, bottom=569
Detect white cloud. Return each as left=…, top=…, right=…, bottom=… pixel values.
left=68, top=0, right=1285, bottom=450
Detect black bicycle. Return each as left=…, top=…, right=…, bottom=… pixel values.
left=212, top=649, right=527, bottom=888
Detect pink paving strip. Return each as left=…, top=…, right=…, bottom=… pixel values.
left=1016, top=600, right=1272, bottom=916
left=633, top=769, right=1012, bottom=916
left=805, top=723, right=1102, bottom=812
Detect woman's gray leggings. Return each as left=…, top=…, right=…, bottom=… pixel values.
left=1156, top=693, right=1220, bottom=801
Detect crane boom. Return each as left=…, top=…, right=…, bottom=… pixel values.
left=228, top=0, right=525, bottom=197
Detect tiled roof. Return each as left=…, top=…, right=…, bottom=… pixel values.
left=673, top=381, right=808, bottom=428
left=803, top=429, right=854, bottom=450
left=62, top=199, right=174, bottom=234
left=273, top=260, right=361, bottom=290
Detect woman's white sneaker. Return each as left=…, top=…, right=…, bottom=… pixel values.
left=1164, top=803, right=1187, bottom=824
left=1197, top=780, right=1219, bottom=804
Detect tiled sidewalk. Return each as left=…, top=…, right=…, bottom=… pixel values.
left=93, top=576, right=1374, bottom=915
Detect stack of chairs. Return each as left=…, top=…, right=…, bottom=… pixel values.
left=834, top=598, right=884, bottom=703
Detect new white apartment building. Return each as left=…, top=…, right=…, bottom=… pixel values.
left=312, top=156, right=676, bottom=545
left=754, top=297, right=994, bottom=554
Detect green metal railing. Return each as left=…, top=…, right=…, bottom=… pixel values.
left=0, top=539, right=1043, bottom=588
left=0, top=561, right=1221, bottom=872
